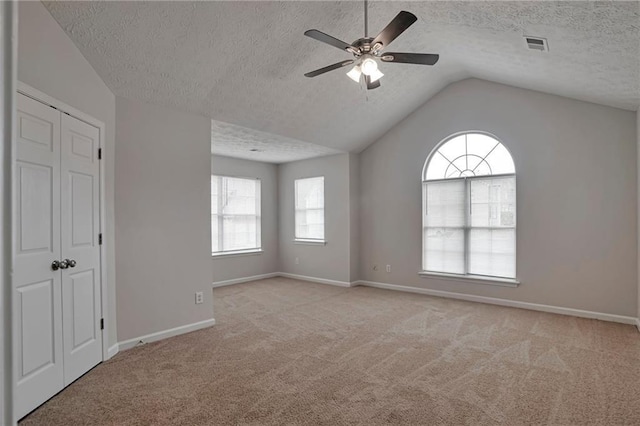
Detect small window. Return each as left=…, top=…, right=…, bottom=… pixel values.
left=294, top=176, right=325, bottom=242
left=422, top=133, right=516, bottom=280
left=211, top=175, right=261, bottom=254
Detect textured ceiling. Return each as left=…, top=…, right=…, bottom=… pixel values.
left=44, top=1, right=640, bottom=157
left=211, top=119, right=342, bottom=163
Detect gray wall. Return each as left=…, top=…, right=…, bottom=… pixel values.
left=211, top=155, right=279, bottom=282
left=17, top=1, right=118, bottom=347
left=348, top=153, right=360, bottom=282
left=115, top=97, right=213, bottom=341
left=360, top=78, right=637, bottom=317
left=279, top=154, right=354, bottom=283
left=638, top=108, right=640, bottom=322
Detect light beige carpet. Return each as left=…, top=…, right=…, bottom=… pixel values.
left=20, top=277, right=640, bottom=425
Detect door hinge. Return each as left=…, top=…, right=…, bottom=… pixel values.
left=100, top=318, right=104, bottom=330
left=99, top=233, right=103, bottom=245
left=98, top=148, right=102, bottom=160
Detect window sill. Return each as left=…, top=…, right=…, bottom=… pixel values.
left=419, top=271, right=520, bottom=287
left=212, top=249, right=263, bottom=258
left=293, top=239, right=327, bottom=246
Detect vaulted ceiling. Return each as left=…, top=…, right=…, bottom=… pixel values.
left=44, top=1, right=640, bottom=157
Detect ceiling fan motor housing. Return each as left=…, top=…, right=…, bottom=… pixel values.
left=351, top=37, right=375, bottom=55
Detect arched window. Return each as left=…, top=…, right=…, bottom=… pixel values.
left=422, top=132, right=516, bottom=280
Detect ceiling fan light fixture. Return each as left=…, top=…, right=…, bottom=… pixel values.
left=347, top=65, right=362, bottom=82
left=360, top=57, right=378, bottom=76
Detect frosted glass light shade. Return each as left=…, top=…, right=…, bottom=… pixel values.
left=369, top=68, right=384, bottom=82
left=347, top=66, right=362, bottom=82
left=361, top=57, right=378, bottom=75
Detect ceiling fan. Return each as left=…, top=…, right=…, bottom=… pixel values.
left=303, top=1, right=439, bottom=90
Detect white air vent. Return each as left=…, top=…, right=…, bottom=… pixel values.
left=524, top=36, right=549, bottom=52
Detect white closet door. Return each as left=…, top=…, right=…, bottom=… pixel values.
left=60, top=113, right=102, bottom=385
left=14, top=93, right=64, bottom=419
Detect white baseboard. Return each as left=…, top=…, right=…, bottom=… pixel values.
left=277, top=272, right=355, bottom=288
left=209, top=272, right=637, bottom=327
left=118, top=318, right=216, bottom=351
left=107, top=343, right=119, bottom=360
left=356, top=280, right=637, bottom=325
left=212, top=272, right=279, bottom=288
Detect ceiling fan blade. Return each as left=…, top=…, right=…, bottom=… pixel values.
left=365, top=75, right=381, bottom=90
left=371, top=11, right=417, bottom=49
left=304, top=29, right=356, bottom=53
left=304, top=60, right=355, bottom=78
left=380, top=52, right=439, bottom=65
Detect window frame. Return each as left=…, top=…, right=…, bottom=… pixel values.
left=421, top=132, right=518, bottom=285
left=211, top=174, right=262, bottom=256
left=294, top=176, right=326, bottom=243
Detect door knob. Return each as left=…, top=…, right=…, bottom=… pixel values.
left=66, top=259, right=76, bottom=268
left=51, top=260, right=60, bottom=271
left=59, top=259, right=69, bottom=269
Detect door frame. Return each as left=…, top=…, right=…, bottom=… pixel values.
left=2, top=2, right=17, bottom=424
left=15, top=81, right=110, bottom=363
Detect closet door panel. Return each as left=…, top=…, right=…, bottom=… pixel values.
left=14, top=93, right=64, bottom=419
left=60, top=113, right=102, bottom=385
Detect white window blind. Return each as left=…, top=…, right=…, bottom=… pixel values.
left=211, top=175, right=261, bottom=254
left=423, top=133, right=516, bottom=280
left=468, top=177, right=516, bottom=278
left=295, top=176, right=325, bottom=241
left=424, top=180, right=466, bottom=274
left=423, top=176, right=515, bottom=278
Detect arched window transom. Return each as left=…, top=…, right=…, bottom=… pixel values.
left=425, top=133, right=515, bottom=181
left=422, top=132, right=517, bottom=281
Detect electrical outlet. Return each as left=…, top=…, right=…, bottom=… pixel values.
left=195, top=291, right=204, bottom=304
left=295, top=257, right=299, bottom=265
left=372, top=265, right=378, bottom=271
left=386, top=265, right=391, bottom=273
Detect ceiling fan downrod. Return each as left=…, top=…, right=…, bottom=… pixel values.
left=364, top=0, right=368, bottom=37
